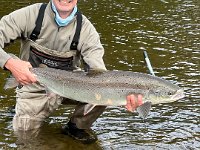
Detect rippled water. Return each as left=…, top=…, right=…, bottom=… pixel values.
left=0, top=0, right=199, bottom=149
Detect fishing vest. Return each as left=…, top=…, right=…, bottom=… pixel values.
left=28, top=3, right=82, bottom=71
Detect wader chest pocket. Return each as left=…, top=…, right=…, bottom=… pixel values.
left=29, top=47, right=73, bottom=71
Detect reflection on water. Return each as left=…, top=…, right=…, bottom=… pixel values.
left=0, top=0, right=199, bottom=149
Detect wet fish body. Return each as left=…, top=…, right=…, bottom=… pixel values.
left=5, top=53, right=184, bottom=107
left=30, top=68, right=184, bottom=107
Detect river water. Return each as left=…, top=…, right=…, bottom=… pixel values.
left=0, top=0, right=199, bottom=149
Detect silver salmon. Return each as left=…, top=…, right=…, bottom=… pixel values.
left=31, top=68, right=184, bottom=118
left=31, top=68, right=184, bottom=105
left=4, top=66, right=185, bottom=118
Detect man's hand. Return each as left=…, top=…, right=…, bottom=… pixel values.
left=126, top=94, right=143, bottom=112
left=5, top=58, right=37, bottom=85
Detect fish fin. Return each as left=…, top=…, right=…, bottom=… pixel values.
left=4, top=54, right=20, bottom=89
left=38, top=64, right=48, bottom=68
left=86, top=69, right=106, bottom=76
left=42, top=85, right=55, bottom=97
left=84, top=104, right=97, bottom=115
left=4, top=77, right=18, bottom=90
left=45, top=88, right=54, bottom=96
left=136, top=101, right=152, bottom=119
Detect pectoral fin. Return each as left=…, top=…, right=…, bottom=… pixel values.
left=42, top=84, right=56, bottom=98
left=84, top=104, right=96, bottom=115
left=136, top=102, right=152, bottom=119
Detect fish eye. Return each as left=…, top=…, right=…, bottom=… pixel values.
left=168, top=92, right=172, bottom=95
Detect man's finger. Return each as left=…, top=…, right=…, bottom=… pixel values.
left=137, top=94, right=143, bottom=106
left=26, top=69, right=37, bottom=82
left=126, top=96, right=133, bottom=112
left=26, top=62, right=32, bottom=68
left=20, top=80, right=30, bottom=86
left=130, top=94, right=137, bottom=109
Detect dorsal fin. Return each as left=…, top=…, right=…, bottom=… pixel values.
left=86, top=69, right=106, bottom=77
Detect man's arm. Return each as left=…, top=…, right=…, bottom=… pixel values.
left=78, top=16, right=106, bottom=71
left=0, top=5, right=40, bottom=85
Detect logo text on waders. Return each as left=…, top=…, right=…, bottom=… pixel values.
left=42, top=59, right=58, bottom=67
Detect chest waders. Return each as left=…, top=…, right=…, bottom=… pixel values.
left=29, top=3, right=82, bottom=71
left=12, top=4, right=106, bottom=134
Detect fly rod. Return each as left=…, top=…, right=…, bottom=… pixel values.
left=143, top=50, right=155, bottom=76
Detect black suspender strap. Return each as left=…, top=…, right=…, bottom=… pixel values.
left=30, top=3, right=47, bottom=41
left=70, top=11, right=82, bottom=50
left=30, top=4, right=82, bottom=50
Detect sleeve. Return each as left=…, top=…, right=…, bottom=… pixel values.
left=78, top=16, right=107, bottom=71
left=0, top=4, right=40, bottom=68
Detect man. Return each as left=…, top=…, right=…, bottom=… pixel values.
left=0, top=0, right=143, bottom=144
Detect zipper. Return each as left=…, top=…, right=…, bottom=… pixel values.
left=52, top=26, right=61, bottom=49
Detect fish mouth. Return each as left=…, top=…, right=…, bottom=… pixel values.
left=171, top=89, right=185, bottom=100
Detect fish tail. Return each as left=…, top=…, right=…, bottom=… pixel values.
left=4, top=77, right=18, bottom=90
